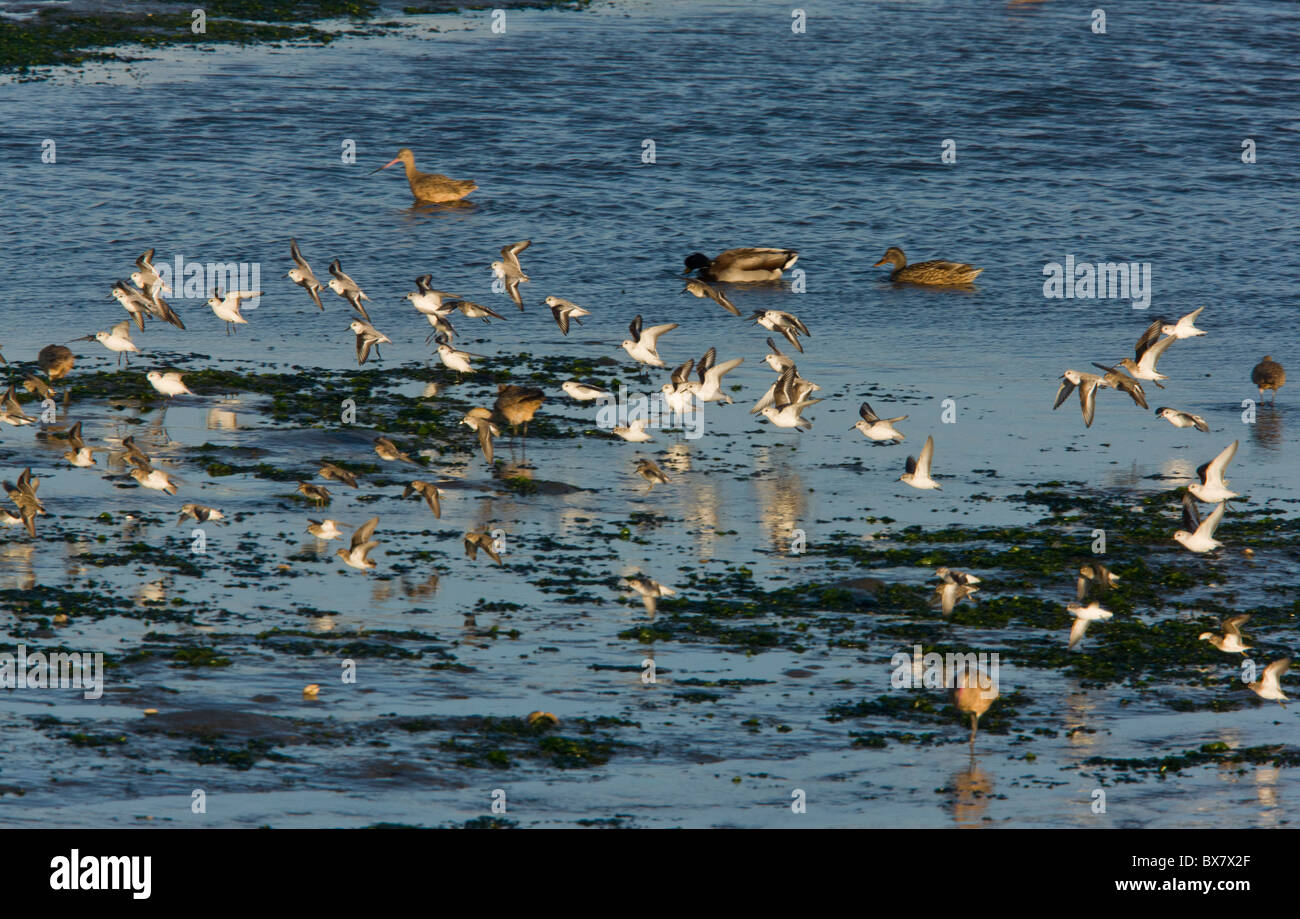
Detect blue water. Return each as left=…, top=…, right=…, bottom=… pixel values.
left=0, top=0, right=1298, bottom=827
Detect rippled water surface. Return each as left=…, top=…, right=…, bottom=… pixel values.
left=1, top=0, right=1299, bottom=827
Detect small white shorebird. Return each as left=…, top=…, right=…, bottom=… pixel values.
left=178, top=503, right=224, bottom=524
left=545, top=296, right=590, bottom=335
left=1199, top=615, right=1251, bottom=655
left=1116, top=326, right=1176, bottom=387
left=1154, top=307, right=1207, bottom=340
left=1188, top=440, right=1239, bottom=502
left=77, top=320, right=141, bottom=366
left=748, top=309, right=810, bottom=353
left=760, top=366, right=821, bottom=430
left=327, top=259, right=371, bottom=319
left=621, top=314, right=678, bottom=370
left=763, top=337, right=796, bottom=373
left=852, top=401, right=907, bottom=443
left=1053, top=369, right=1110, bottom=428
left=1247, top=658, right=1291, bottom=707
left=131, top=249, right=171, bottom=296
left=562, top=380, right=611, bottom=402
left=436, top=335, right=477, bottom=376
left=147, top=371, right=193, bottom=399
left=681, top=278, right=739, bottom=316
left=461, top=407, right=499, bottom=463
left=207, top=288, right=259, bottom=335
left=130, top=463, right=178, bottom=495
left=0, top=384, right=35, bottom=426
left=336, top=517, right=380, bottom=571
left=751, top=365, right=819, bottom=416
left=492, top=240, right=531, bottom=309
left=1076, top=562, right=1119, bottom=601
left=934, top=568, right=979, bottom=615
left=688, top=348, right=743, bottom=404
left=350, top=319, right=392, bottom=365
left=625, top=574, right=675, bottom=615
left=406, top=275, right=456, bottom=317
left=1156, top=406, right=1209, bottom=432
left=1067, top=601, right=1113, bottom=649
left=613, top=418, right=654, bottom=442
left=900, top=435, right=940, bottom=490
left=110, top=280, right=152, bottom=331
left=61, top=421, right=95, bottom=467
left=452, top=298, right=506, bottom=324
left=288, top=238, right=326, bottom=311
left=307, top=518, right=349, bottom=541
left=661, top=359, right=697, bottom=416
left=1174, top=493, right=1226, bottom=553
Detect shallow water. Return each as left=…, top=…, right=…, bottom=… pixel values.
left=1, top=0, right=1299, bottom=827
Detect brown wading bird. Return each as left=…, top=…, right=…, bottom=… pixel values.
left=38, top=344, right=75, bottom=381
left=297, top=481, right=332, bottom=506
left=952, top=664, right=999, bottom=746
left=873, top=246, right=982, bottom=286
left=1251, top=356, right=1285, bottom=402
left=635, top=458, right=670, bottom=489
left=494, top=384, right=545, bottom=440
left=370, top=148, right=477, bottom=204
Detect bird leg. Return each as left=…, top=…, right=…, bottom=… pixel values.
left=968, top=713, right=979, bottom=746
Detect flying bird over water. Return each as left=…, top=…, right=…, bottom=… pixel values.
left=1188, top=440, right=1239, bottom=503
left=1067, top=601, right=1113, bottom=649
left=491, top=240, right=531, bottom=310
left=1053, top=369, right=1109, bottom=428
left=461, top=407, right=499, bottom=463
left=288, top=238, right=326, bottom=311
left=147, top=371, right=193, bottom=400
left=684, top=248, right=798, bottom=283
left=852, top=401, right=907, bottom=443
left=318, top=461, right=359, bottom=488
left=749, top=309, right=810, bottom=354
left=1199, top=615, right=1251, bottom=655
left=327, top=259, right=371, bottom=320
left=1174, top=492, right=1226, bottom=553
left=1076, top=562, right=1119, bottom=601
left=371, top=148, right=477, bottom=204
left=60, top=421, right=95, bottom=467
left=934, top=568, right=979, bottom=615
left=613, top=418, right=654, bottom=443
left=1090, top=363, right=1148, bottom=410
left=763, top=337, right=795, bottom=374
left=760, top=366, right=821, bottom=430
left=545, top=296, right=590, bottom=336
left=464, top=531, right=503, bottom=565
left=682, top=278, right=740, bottom=316
left=621, top=315, right=677, bottom=370
left=207, top=288, right=258, bottom=335
left=178, top=503, right=224, bottom=525
left=562, top=380, right=611, bottom=402
left=307, top=518, right=348, bottom=541
left=1247, top=657, right=1290, bottom=707
left=336, top=516, right=380, bottom=571
left=1157, top=307, right=1206, bottom=340
left=1156, top=406, right=1209, bottom=432
left=374, top=437, right=417, bottom=464
left=1116, top=326, right=1176, bottom=387
left=350, top=319, right=391, bottom=365
left=403, top=480, right=443, bottom=518
left=689, top=348, right=743, bottom=404
left=900, top=435, right=940, bottom=490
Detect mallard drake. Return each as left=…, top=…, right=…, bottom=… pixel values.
left=371, top=148, right=477, bottom=204
left=683, top=248, right=798, bottom=282
left=873, top=246, right=982, bottom=286
left=1251, top=356, right=1285, bottom=402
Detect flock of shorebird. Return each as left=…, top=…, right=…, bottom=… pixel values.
left=3, top=147, right=1291, bottom=743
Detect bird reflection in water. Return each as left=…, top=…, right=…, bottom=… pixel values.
left=946, top=753, right=994, bottom=826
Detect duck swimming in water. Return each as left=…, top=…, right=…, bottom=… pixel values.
left=873, top=246, right=982, bottom=286
left=683, top=248, right=798, bottom=283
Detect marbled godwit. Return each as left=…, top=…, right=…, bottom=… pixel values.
left=371, top=148, right=477, bottom=204
left=38, top=345, right=74, bottom=381
left=873, top=247, right=982, bottom=286
left=952, top=664, right=999, bottom=745
left=494, top=383, right=544, bottom=438
left=684, top=248, right=798, bottom=282
left=1252, top=356, right=1285, bottom=402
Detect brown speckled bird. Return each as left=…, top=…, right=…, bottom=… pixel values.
left=1251, top=355, right=1285, bottom=402
left=494, top=384, right=544, bottom=439
left=874, top=246, right=982, bottom=286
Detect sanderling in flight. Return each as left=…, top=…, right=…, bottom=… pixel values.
left=288, top=238, right=326, bottom=311
left=683, top=248, right=798, bottom=283
left=318, top=461, right=359, bottom=488
left=350, top=319, right=391, bottom=365
left=60, top=421, right=96, bottom=467
left=3, top=468, right=44, bottom=536
left=461, top=407, right=499, bottom=463
left=761, top=367, right=821, bottom=430
left=491, top=240, right=531, bottom=310
left=613, top=418, right=654, bottom=443
left=407, top=276, right=456, bottom=318
left=178, top=503, right=224, bottom=524
left=146, top=371, right=193, bottom=400
left=635, top=458, right=670, bottom=489
left=131, top=249, right=171, bottom=296
left=1247, top=657, right=1290, bottom=707
left=118, top=435, right=150, bottom=469
left=1067, top=601, right=1113, bottom=649
left=900, top=435, right=941, bottom=490
left=403, top=480, right=443, bottom=518
left=1157, top=306, right=1206, bottom=339
left=562, top=380, right=611, bottom=402
left=1156, top=406, right=1209, bottom=432
left=625, top=574, right=675, bottom=615
left=1188, top=440, right=1239, bottom=502
left=0, top=384, right=35, bottom=427
left=298, top=481, right=332, bottom=506
left=748, top=309, right=810, bottom=354
left=1174, top=492, right=1226, bottom=553
left=681, top=278, right=739, bottom=316
left=307, top=518, right=349, bottom=540
left=110, top=280, right=152, bottom=331
left=852, top=401, right=907, bottom=443
left=1076, top=562, right=1119, bottom=601
left=1090, top=363, right=1148, bottom=410
left=1251, top=355, right=1285, bottom=402
left=661, top=359, right=698, bottom=416
left=464, top=531, right=503, bottom=565
left=336, top=516, right=380, bottom=571
left=130, top=463, right=178, bottom=495
left=934, top=568, right=979, bottom=615
left=1199, top=615, right=1251, bottom=655
left=545, top=296, right=590, bottom=336
left=1115, top=325, right=1176, bottom=388
left=327, top=259, right=371, bottom=320
left=76, top=320, right=140, bottom=366
left=751, top=365, right=819, bottom=416
left=374, top=436, right=418, bottom=464
left=451, top=298, right=506, bottom=324
left=763, top=337, right=795, bottom=373
left=688, top=348, right=743, bottom=405
left=1053, top=369, right=1111, bottom=428
left=621, top=314, right=678, bottom=371
left=435, top=335, right=477, bottom=377
left=207, top=288, right=259, bottom=336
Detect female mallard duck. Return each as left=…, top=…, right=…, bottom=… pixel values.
left=1251, top=355, right=1285, bottom=402
left=684, top=248, right=798, bottom=283
left=874, top=246, right=982, bottom=286
left=371, top=148, right=477, bottom=204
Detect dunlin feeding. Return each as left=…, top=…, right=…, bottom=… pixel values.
left=683, top=247, right=797, bottom=283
